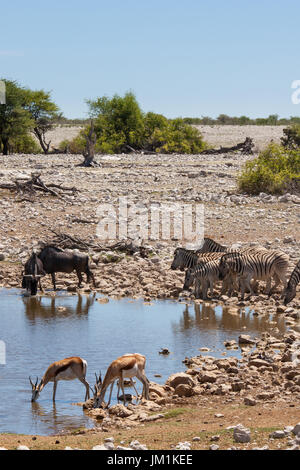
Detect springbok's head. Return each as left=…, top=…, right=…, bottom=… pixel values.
left=90, top=372, right=102, bottom=398
left=93, top=372, right=107, bottom=408
left=29, top=377, right=41, bottom=402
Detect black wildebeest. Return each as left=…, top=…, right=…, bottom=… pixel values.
left=22, top=252, right=45, bottom=296
left=38, top=245, right=96, bottom=290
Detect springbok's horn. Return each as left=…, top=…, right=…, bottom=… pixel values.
left=35, top=377, right=39, bottom=387
left=29, top=376, right=34, bottom=387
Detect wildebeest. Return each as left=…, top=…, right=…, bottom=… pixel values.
left=22, top=252, right=45, bottom=296
left=38, top=245, right=96, bottom=290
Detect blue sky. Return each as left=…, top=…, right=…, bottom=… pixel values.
left=1, top=0, right=299, bottom=118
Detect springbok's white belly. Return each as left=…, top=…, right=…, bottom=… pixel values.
left=52, top=369, right=78, bottom=381
left=122, top=365, right=138, bottom=379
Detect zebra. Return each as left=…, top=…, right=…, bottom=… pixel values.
left=170, top=247, right=223, bottom=271
left=284, top=260, right=300, bottom=305
left=197, top=238, right=227, bottom=253
left=198, top=238, right=267, bottom=256
left=183, top=259, right=222, bottom=299
left=219, top=251, right=288, bottom=300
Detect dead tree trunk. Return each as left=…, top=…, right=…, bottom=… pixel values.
left=33, top=127, right=51, bottom=154
left=79, top=120, right=98, bottom=167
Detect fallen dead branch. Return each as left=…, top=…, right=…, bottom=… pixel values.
left=45, top=231, right=150, bottom=258
left=0, top=173, right=79, bottom=200
left=200, top=137, right=254, bottom=155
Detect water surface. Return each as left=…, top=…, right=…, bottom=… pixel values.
left=0, top=289, right=286, bottom=435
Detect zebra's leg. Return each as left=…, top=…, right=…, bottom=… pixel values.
left=202, top=280, right=209, bottom=300
left=195, top=278, right=201, bottom=298
left=245, top=275, right=254, bottom=300
left=208, top=278, right=214, bottom=297
left=270, top=272, right=287, bottom=297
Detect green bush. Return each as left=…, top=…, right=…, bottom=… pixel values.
left=65, top=93, right=207, bottom=154
left=0, top=133, right=41, bottom=154
left=238, top=143, right=300, bottom=194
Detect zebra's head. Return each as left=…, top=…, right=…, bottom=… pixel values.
left=218, top=255, right=230, bottom=280
left=183, top=268, right=195, bottom=290
left=171, top=248, right=184, bottom=271
left=284, top=284, right=296, bottom=305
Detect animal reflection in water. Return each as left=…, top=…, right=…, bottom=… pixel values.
left=31, top=402, right=91, bottom=433
left=179, top=303, right=286, bottom=334
left=22, top=293, right=96, bottom=319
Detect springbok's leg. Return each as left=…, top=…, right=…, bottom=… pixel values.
left=107, top=381, right=115, bottom=407
left=76, top=376, right=90, bottom=400
left=130, top=378, right=139, bottom=402
left=120, top=377, right=126, bottom=406
left=137, top=372, right=149, bottom=400
left=53, top=380, right=57, bottom=401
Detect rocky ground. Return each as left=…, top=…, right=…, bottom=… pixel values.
left=0, top=126, right=299, bottom=305
left=0, top=125, right=299, bottom=450
left=1, top=330, right=299, bottom=450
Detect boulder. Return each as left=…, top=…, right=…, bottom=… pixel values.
left=174, top=384, right=194, bottom=397
left=233, top=424, right=251, bottom=443
left=108, top=404, right=133, bottom=418
left=166, top=372, right=196, bottom=389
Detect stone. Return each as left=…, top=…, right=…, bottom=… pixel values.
left=269, top=430, right=285, bottom=439
left=166, top=372, right=195, bottom=389
left=233, top=424, right=251, bottom=443
left=174, top=384, right=194, bottom=397
left=17, top=445, right=30, bottom=450
left=199, top=371, right=218, bottom=383
left=108, top=404, right=133, bottom=418
left=238, top=334, right=256, bottom=345
left=244, top=396, right=256, bottom=406
left=130, top=440, right=148, bottom=450
left=209, top=444, right=219, bottom=450
left=292, top=423, right=300, bottom=436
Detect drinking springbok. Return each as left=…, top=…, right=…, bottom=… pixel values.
left=93, top=353, right=149, bottom=408
left=29, top=356, right=90, bottom=402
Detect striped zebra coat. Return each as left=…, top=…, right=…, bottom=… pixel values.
left=183, top=259, right=222, bottom=299
left=171, top=247, right=223, bottom=271
left=284, top=260, right=300, bottom=305
left=219, top=251, right=289, bottom=299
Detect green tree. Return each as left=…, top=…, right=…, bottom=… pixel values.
left=24, top=89, right=59, bottom=153
left=0, top=79, right=33, bottom=155
left=87, top=92, right=145, bottom=153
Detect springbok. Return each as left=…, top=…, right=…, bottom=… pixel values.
left=29, top=356, right=90, bottom=402
left=93, top=353, right=150, bottom=408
